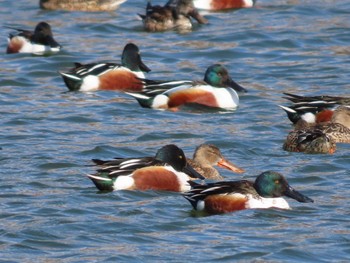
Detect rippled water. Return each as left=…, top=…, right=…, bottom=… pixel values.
left=1, top=0, right=350, bottom=261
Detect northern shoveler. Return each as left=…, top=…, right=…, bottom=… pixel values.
left=86, top=144, right=205, bottom=192
left=39, top=0, right=126, bottom=11
left=279, top=105, right=334, bottom=125
left=280, top=93, right=350, bottom=153
left=282, top=105, right=350, bottom=154
left=139, top=0, right=208, bottom=32
left=283, top=122, right=337, bottom=154
left=280, top=92, right=350, bottom=124
left=193, top=0, right=255, bottom=10
left=6, top=21, right=61, bottom=55
left=126, top=64, right=247, bottom=111
left=187, top=144, right=245, bottom=180
left=183, top=171, right=313, bottom=214
left=59, top=43, right=151, bottom=92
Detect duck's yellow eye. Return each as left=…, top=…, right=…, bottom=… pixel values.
left=179, top=155, right=183, bottom=159
left=275, top=180, right=280, bottom=184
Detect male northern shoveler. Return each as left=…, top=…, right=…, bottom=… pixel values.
left=193, top=0, right=255, bottom=10
left=60, top=43, right=151, bottom=92
left=126, top=64, right=247, bottom=111
left=183, top=171, right=313, bottom=214
left=279, top=105, right=335, bottom=125
left=39, top=0, right=126, bottom=11
left=187, top=144, right=245, bottom=180
left=280, top=92, right=350, bottom=125
left=139, top=0, right=208, bottom=32
left=6, top=22, right=61, bottom=55
left=86, top=144, right=205, bottom=192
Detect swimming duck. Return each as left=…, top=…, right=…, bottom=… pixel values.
left=283, top=122, right=337, bottom=154
left=126, top=64, right=246, bottom=111
left=183, top=171, right=313, bottom=214
left=6, top=21, right=61, bottom=55
left=280, top=92, right=350, bottom=125
left=193, top=0, right=255, bottom=10
left=286, top=105, right=350, bottom=141
left=139, top=0, right=208, bottom=32
left=39, top=0, right=126, bottom=11
left=187, top=144, right=245, bottom=180
left=87, top=144, right=205, bottom=192
left=279, top=105, right=335, bottom=126
left=282, top=106, right=350, bottom=153
left=60, top=43, right=151, bottom=92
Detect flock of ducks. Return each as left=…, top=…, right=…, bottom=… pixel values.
left=7, top=0, right=349, bottom=215
left=87, top=144, right=313, bottom=214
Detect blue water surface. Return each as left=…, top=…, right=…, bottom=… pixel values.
left=1, top=0, right=350, bottom=262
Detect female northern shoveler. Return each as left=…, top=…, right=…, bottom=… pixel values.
left=183, top=171, right=313, bottom=214
left=283, top=123, right=337, bottom=154
left=87, top=144, right=205, bottom=192
left=139, top=0, right=208, bottom=32
left=6, top=21, right=61, bottom=55
left=193, top=0, right=255, bottom=10
left=187, top=144, right=245, bottom=180
left=39, top=0, right=126, bottom=12
left=60, top=43, right=151, bottom=92
left=126, top=64, right=247, bottom=111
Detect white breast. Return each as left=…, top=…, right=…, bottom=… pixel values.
left=246, top=194, right=291, bottom=210
left=200, top=85, right=239, bottom=109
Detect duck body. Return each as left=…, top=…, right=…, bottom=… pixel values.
left=283, top=125, right=337, bottom=154
left=282, top=116, right=350, bottom=154
left=193, top=0, right=255, bottom=10
left=127, top=64, right=246, bottom=111
left=87, top=144, right=205, bottom=192
left=281, top=93, right=350, bottom=153
left=39, top=0, right=126, bottom=11
left=183, top=171, right=313, bottom=214
left=187, top=144, right=245, bottom=180
left=280, top=92, right=350, bottom=125
left=6, top=22, right=61, bottom=55
left=139, top=0, right=208, bottom=32
left=60, top=43, right=151, bottom=92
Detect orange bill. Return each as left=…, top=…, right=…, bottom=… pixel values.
left=217, top=158, right=245, bottom=174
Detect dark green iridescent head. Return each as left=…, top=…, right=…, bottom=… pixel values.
left=203, top=64, right=247, bottom=92
left=121, top=43, right=151, bottom=73
left=155, top=144, right=205, bottom=180
left=253, top=171, right=314, bottom=203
